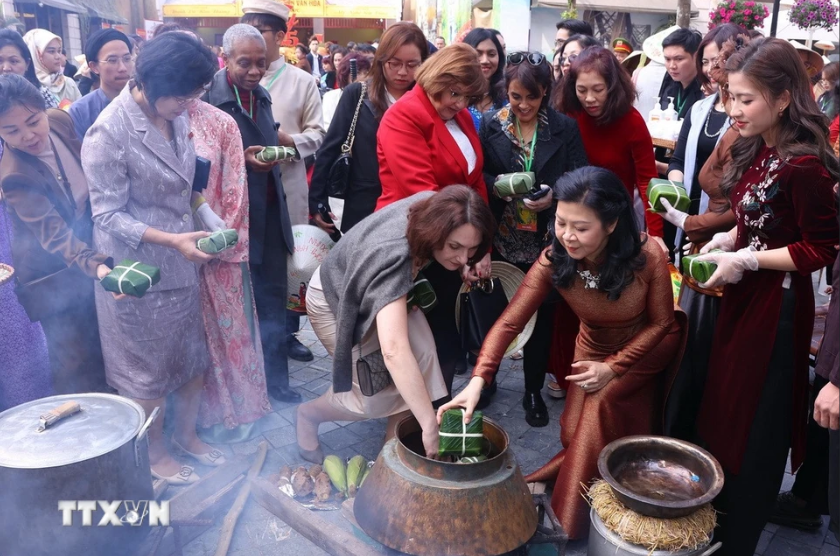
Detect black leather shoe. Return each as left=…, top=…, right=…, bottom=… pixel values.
left=522, top=392, right=549, bottom=427
left=768, top=491, right=823, bottom=530
left=287, top=335, right=314, bottom=362
left=268, top=385, right=302, bottom=403
left=475, top=380, right=497, bottom=410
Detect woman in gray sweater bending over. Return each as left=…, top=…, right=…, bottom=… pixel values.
left=296, top=186, right=495, bottom=460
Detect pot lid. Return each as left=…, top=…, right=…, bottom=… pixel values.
left=0, top=393, right=146, bottom=469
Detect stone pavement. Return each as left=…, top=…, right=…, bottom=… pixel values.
left=180, top=316, right=839, bottom=556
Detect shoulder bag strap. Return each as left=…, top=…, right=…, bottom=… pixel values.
left=341, top=82, right=367, bottom=155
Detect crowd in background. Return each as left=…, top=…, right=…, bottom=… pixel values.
left=0, top=8, right=838, bottom=555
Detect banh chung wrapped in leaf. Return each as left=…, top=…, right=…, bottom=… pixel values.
left=100, top=260, right=161, bottom=298
left=196, top=229, right=239, bottom=254
left=493, top=172, right=536, bottom=198
left=406, top=272, right=437, bottom=314
left=682, top=252, right=720, bottom=284
left=256, top=146, right=297, bottom=162
left=439, top=409, right=486, bottom=457
left=648, top=179, right=690, bottom=212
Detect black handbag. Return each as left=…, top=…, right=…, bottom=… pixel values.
left=326, top=82, right=366, bottom=198
left=356, top=348, right=392, bottom=397
left=459, top=278, right=509, bottom=352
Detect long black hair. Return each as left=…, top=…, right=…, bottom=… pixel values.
left=547, top=166, right=646, bottom=300
left=0, top=29, right=40, bottom=89
left=462, top=28, right=506, bottom=108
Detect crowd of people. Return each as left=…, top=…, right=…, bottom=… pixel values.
left=0, top=7, right=838, bottom=555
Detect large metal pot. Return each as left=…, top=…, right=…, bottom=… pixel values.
left=354, top=415, right=538, bottom=556
left=0, top=393, right=156, bottom=556
left=588, top=509, right=721, bottom=556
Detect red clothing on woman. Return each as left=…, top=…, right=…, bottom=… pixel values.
left=473, top=242, right=687, bottom=538
left=569, top=108, right=663, bottom=236
left=830, top=115, right=839, bottom=146
left=376, top=86, right=488, bottom=208
left=699, top=150, right=838, bottom=474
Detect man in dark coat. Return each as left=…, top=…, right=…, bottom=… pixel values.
left=205, top=23, right=299, bottom=403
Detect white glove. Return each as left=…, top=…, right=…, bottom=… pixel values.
left=696, top=247, right=759, bottom=288
left=657, top=198, right=689, bottom=230
left=195, top=202, right=226, bottom=232
left=700, top=231, right=736, bottom=254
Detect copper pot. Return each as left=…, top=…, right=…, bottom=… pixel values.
left=598, top=435, right=724, bottom=519
left=354, top=415, right=537, bottom=556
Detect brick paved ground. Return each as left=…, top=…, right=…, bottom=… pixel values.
left=180, top=311, right=839, bottom=556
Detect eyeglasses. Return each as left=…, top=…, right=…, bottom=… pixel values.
left=554, top=39, right=566, bottom=48
left=384, top=59, right=421, bottom=72
left=507, top=52, right=545, bottom=67
left=98, top=55, right=134, bottom=67
left=560, top=53, right=579, bottom=66
left=255, top=28, right=276, bottom=35
left=173, top=85, right=210, bottom=106
left=449, top=89, right=482, bottom=105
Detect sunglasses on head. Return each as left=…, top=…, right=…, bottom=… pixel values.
left=506, top=52, right=546, bottom=67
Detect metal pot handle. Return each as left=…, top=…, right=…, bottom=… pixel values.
left=699, top=542, right=723, bottom=555
left=134, top=406, right=160, bottom=467
left=36, top=401, right=81, bottom=433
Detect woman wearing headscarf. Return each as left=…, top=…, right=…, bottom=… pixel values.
left=0, top=29, right=58, bottom=109
left=22, top=29, right=81, bottom=106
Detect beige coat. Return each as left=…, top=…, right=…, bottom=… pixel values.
left=261, top=56, right=325, bottom=225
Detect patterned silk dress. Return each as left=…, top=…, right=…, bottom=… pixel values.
left=472, top=241, right=687, bottom=539
left=188, top=101, right=272, bottom=429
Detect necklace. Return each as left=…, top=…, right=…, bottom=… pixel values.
left=577, top=269, right=600, bottom=289
left=703, top=108, right=725, bottom=139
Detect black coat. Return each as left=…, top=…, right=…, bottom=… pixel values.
left=306, top=52, right=323, bottom=75
left=204, top=69, right=294, bottom=264
left=479, top=107, right=589, bottom=247
left=310, top=81, right=384, bottom=232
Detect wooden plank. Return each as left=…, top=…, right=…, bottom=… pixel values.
left=215, top=441, right=268, bottom=556
left=251, top=476, right=389, bottom=556
left=651, top=137, right=676, bottom=150
left=168, top=455, right=251, bottom=522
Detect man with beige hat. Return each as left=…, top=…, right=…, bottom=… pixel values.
left=241, top=0, right=326, bottom=362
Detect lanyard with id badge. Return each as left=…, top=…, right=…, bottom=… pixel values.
left=514, top=122, right=538, bottom=232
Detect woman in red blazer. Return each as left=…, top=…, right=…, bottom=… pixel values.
left=376, top=43, right=489, bottom=396
left=377, top=44, right=489, bottom=208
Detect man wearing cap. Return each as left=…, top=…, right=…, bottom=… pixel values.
left=68, top=28, right=133, bottom=140
left=612, top=38, right=632, bottom=63
left=204, top=23, right=299, bottom=403
left=241, top=0, right=326, bottom=363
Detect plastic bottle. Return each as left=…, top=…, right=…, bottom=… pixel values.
left=647, top=97, right=663, bottom=138
left=648, top=97, right=663, bottom=124
left=663, top=96, right=677, bottom=122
